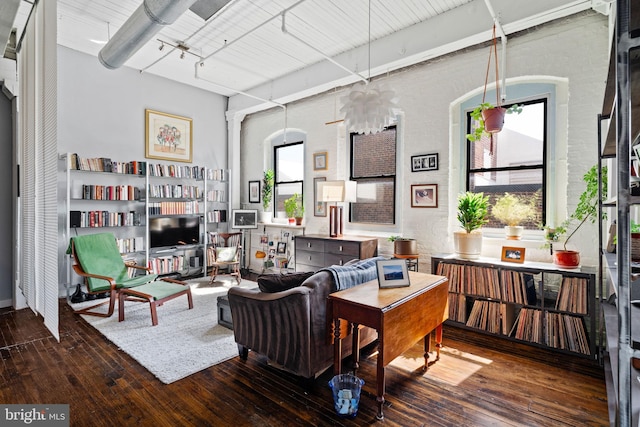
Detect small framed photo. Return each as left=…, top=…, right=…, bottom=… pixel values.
left=231, top=209, right=258, bottom=229
left=249, top=180, right=261, bottom=203
left=411, top=184, right=438, bottom=208
left=501, top=246, right=526, bottom=263
left=260, top=235, right=268, bottom=244
left=313, top=152, right=328, bottom=171
left=376, top=259, right=411, bottom=289
left=314, top=177, right=327, bottom=217
left=411, top=153, right=438, bottom=172
left=277, top=242, right=287, bottom=254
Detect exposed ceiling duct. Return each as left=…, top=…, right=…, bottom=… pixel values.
left=98, top=0, right=201, bottom=70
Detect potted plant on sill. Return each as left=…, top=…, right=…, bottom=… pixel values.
left=454, top=191, right=489, bottom=259
left=550, top=165, right=607, bottom=268
left=261, top=169, right=274, bottom=223
left=491, top=193, right=538, bottom=240
left=388, top=235, right=418, bottom=256
left=284, top=193, right=304, bottom=225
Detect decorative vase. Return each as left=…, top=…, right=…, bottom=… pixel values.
left=394, top=239, right=418, bottom=256
left=453, top=230, right=483, bottom=260
left=482, top=107, right=506, bottom=133
left=504, top=226, right=524, bottom=240
left=260, top=211, right=272, bottom=223
left=553, top=250, right=580, bottom=268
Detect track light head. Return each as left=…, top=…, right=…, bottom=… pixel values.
left=159, top=42, right=164, bottom=51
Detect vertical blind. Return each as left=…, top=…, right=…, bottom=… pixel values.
left=18, top=0, right=59, bottom=340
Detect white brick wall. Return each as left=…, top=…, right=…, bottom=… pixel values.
left=239, top=11, right=610, bottom=269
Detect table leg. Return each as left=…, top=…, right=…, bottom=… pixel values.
left=351, top=322, right=360, bottom=372
left=333, top=318, right=342, bottom=375
left=435, top=323, right=443, bottom=361
left=423, top=333, right=431, bottom=371
left=376, top=354, right=385, bottom=420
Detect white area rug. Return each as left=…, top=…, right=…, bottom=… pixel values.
left=74, top=277, right=256, bottom=384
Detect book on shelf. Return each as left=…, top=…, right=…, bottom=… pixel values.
left=69, top=153, right=146, bottom=175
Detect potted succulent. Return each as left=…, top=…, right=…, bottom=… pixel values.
left=491, top=193, right=538, bottom=240
left=454, top=191, right=489, bottom=259
left=551, top=165, right=607, bottom=268
left=261, top=169, right=274, bottom=223
left=284, top=193, right=304, bottom=225
left=388, top=235, right=418, bottom=256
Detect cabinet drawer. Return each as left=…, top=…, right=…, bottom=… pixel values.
left=295, top=263, right=319, bottom=273
left=326, top=240, right=360, bottom=257
left=325, top=253, right=358, bottom=267
left=296, top=249, right=325, bottom=267
left=296, top=238, right=325, bottom=253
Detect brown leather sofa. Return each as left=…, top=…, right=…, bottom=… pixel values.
left=227, top=267, right=379, bottom=380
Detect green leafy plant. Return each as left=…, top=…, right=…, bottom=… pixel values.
left=457, top=191, right=490, bottom=233
left=388, top=235, right=411, bottom=242
left=262, top=169, right=274, bottom=211
left=491, top=193, right=538, bottom=226
left=550, top=165, right=607, bottom=250
left=284, top=193, right=304, bottom=218
left=466, top=102, right=523, bottom=142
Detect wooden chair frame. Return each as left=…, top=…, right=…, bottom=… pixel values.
left=209, top=232, right=242, bottom=285
left=118, top=278, right=193, bottom=326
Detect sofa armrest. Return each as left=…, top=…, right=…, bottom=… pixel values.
left=227, top=286, right=314, bottom=377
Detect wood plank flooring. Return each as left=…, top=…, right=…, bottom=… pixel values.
left=0, top=299, right=608, bottom=426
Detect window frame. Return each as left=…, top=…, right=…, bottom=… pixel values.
left=273, top=141, right=304, bottom=215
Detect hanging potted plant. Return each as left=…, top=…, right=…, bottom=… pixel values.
left=261, top=169, right=274, bottom=223
left=550, top=165, right=607, bottom=268
left=466, top=25, right=522, bottom=148
left=454, top=192, right=489, bottom=259
left=491, top=193, right=538, bottom=240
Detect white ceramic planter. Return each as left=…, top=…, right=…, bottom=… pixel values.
left=260, top=211, right=273, bottom=223
left=504, top=225, right=524, bottom=240
left=453, top=230, right=483, bottom=259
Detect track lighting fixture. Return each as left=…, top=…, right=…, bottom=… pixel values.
left=156, top=38, right=199, bottom=60
left=180, top=51, right=185, bottom=59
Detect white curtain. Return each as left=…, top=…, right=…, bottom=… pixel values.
left=18, top=0, right=58, bottom=340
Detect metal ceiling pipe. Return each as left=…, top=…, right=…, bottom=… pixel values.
left=99, top=0, right=197, bottom=70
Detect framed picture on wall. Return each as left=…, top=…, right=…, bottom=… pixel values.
left=145, top=109, right=193, bottom=163
left=314, top=177, right=327, bottom=216
left=249, top=180, right=260, bottom=203
left=313, top=152, right=328, bottom=171
left=411, top=153, right=439, bottom=172
left=411, top=184, right=438, bottom=208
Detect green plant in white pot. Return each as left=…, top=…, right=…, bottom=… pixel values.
left=261, top=169, right=274, bottom=223
left=454, top=192, right=489, bottom=259
left=491, top=193, right=537, bottom=240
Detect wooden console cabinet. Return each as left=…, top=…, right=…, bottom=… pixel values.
left=295, top=234, right=378, bottom=272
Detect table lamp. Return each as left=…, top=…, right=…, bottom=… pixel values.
left=317, top=180, right=356, bottom=237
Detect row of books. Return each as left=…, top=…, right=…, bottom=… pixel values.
left=148, top=184, right=202, bottom=199
left=79, top=185, right=142, bottom=201
left=207, top=190, right=226, bottom=202
left=207, top=210, right=227, bottom=223
left=148, top=163, right=205, bottom=179
left=69, top=154, right=147, bottom=175
left=500, top=270, right=538, bottom=305
left=448, top=293, right=466, bottom=323
left=465, top=300, right=504, bottom=334
left=148, top=201, right=200, bottom=215
left=207, top=169, right=227, bottom=181
left=70, top=210, right=141, bottom=228
left=555, top=277, right=588, bottom=314
left=545, top=312, right=590, bottom=354
left=511, top=308, right=544, bottom=345
left=436, top=262, right=501, bottom=299
left=148, top=255, right=185, bottom=275
left=117, top=238, right=144, bottom=254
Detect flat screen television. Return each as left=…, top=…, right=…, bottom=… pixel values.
left=149, top=216, right=200, bottom=248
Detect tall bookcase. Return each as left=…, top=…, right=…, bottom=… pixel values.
left=62, top=153, right=228, bottom=289
left=597, top=1, right=640, bottom=424
left=432, top=255, right=597, bottom=359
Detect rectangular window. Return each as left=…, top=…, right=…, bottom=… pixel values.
left=274, top=142, right=303, bottom=214
left=466, top=99, right=547, bottom=229
left=350, top=126, right=397, bottom=225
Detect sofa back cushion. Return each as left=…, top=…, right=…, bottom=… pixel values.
left=257, top=271, right=315, bottom=293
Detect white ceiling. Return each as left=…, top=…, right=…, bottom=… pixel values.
left=10, top=0, right=609, bottom=113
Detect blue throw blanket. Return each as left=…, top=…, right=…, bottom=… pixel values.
left=321, top=256, right=387, bottom=291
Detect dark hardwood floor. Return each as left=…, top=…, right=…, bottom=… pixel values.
left=0, top=295, right=608, bottom=426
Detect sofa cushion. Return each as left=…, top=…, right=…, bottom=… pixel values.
left=257, top=271, right=315, bottom=293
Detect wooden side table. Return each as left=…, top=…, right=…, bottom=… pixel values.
left=328, top=272, right=448, bottom=420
